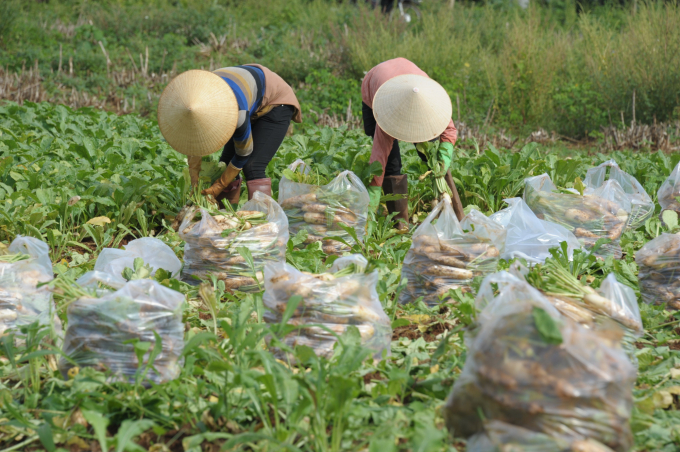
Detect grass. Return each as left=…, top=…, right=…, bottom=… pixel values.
left=1, top=0, right=679, bottom=138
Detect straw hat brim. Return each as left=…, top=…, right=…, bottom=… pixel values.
left=157, top=70, right=238, bottom=157
left=373, top=74, right=452, bottom=143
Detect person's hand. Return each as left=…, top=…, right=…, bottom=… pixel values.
left=367, top=185, right=382, bottom=214
left=202, top=163, right=241, bottom=198
left=437, top=141, right=454, bottom=171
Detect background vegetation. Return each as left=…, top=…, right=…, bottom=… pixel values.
left=1, top=0, right=679, bottom=138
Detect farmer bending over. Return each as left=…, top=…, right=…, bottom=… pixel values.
left=362, top=57, right=464, bottom=229
left=157, top=65, right=301, bottom=204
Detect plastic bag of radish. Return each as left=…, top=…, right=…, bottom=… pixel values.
left=278, top=159, right=369, bottom=254
left=179, top=192, right=288, bottom=291
left=263, top=255, right=391, bottom=360
left=398, top=195, right=505, bottom=306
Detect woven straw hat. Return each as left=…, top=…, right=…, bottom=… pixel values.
left=373, top=74, right=452, bottom=143
left=157, top=70, right=238, bottom=157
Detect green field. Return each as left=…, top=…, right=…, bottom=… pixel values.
left=1, top=101, right=679, bottom=451
left=2, top=0, right=680, bottom=451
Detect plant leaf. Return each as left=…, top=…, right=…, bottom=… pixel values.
left=532, top=307, right=563, bottom=345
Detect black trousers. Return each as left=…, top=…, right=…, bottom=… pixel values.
left=219, top=104, right=295, bottom=181
left=362, top=101, right=427, bottom=177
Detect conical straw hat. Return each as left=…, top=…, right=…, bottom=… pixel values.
left=157, top=70, right=238, bottom=157
left=373, top=74, right=452, bottom=143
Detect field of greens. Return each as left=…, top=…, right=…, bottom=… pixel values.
left=1, top=101, right=680, bottom=452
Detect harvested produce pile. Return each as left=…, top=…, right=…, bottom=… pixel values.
left=278, top=160, right=369, bottom=254
left=399, top=195, right=505, bottom=305
left=0, top=236, right=56, bottom=335
left=636, top=233, right=680, bottom=310
left=179, top=192, right=288, bottom=291
left=583, top=160, right=653, bottom=230
left=524, top=173, right=630, bottom=258
left=657, top=161, right=680, bottom=214
left=263, top=255, right=391, bottom=359
left=58, top=279, right=185, bottom=384
left=446, top=272, right=635, bottom=452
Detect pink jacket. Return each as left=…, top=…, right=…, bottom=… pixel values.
left=361, top=58, right=457, bottom=186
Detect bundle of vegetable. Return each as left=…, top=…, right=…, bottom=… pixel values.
left=179, top=191, right=288, bottom=291
left=399, top=194, right=505, bottom=306
left=657, top=161, right=680, bottom=215
left=0, top=236, right=57, bottom=335
left=415, top=141, right=452, bottom=200
left=263, top=255, right=391, bottom=359
left=636, top=233, right=680, bottom=310
left=466, top=420, right=615, bottom=452
left=57, top=278, right=185, bottom=384
left=446, top=272, right=635, bottom=452
left=524, top=174, right=631, bottom=258
left=583, top=160, right=653, bottom=230
left=278, top=159, right=369, bottom=254
left=522, top=263, right=642, bottom=366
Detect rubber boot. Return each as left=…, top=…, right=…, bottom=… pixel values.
left=246, top=178, right=272, bottom=200
left=382, top=174, right=409, bottom=231
left=445, top=170, right=465, bottom=221
left=214, top=178, right=242, bottom=209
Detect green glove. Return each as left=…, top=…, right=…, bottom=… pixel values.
left=367, top=185, right=382, bottom=214
left=437, top=141, right=454, bottom=171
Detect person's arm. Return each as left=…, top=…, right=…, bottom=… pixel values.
left=187, top=155, right=202, bottom=186
left=202, top=110, right=251, bottom=197
left=368, top=126, right=395, bottom=187
left=439, top=119, right=458, bottom=146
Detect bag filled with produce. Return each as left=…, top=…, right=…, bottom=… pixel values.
left=518, top=261, right=642, bottom=366
left=278, top=159, right=369, bottom=254
left=58, top=279, right=185, bottom=384
left=398, top=194, right=505, bottom=306
left=466, top=420, right=615, bottom=452
left=489, top=198, right=581, bottom=264
left=0, top=236, right=57, bottom=335
left=180, top=191, right=288, bottom=291
left=523, top=173, right=630, bottom=258
left=657, top=161, right=680, bottom=215
left=77, top=237, right=182, bottom=289
left=263, top=255, right=391, bottom=359
left=636, top=232, right=680, bottom=310
left=446, top=271, right=636, bottom=452
left=583, top=159, right=653, bottom=230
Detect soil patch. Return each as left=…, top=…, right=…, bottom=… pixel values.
left=393, top=319, right=453, bottom=342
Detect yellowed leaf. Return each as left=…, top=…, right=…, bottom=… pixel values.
left=209, top=395, right=219, bottom=403
left=404, top=314, right=430, bottom=325
left=666, top=385, right=680, bottom=395
left=430, top=364, right=440, bottom=374
left=86, top=216, right=111, bottom=227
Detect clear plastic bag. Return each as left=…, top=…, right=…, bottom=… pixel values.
left=636, top=233, right=680, bottom=310
left=446, top=271, right=636, bottom=452
left=79, top=237, right=182, bottom=288
left=179, top=191, right=288, bottom=291
left=489, top=198, right=581, bottom=264
left=583, top=159, right=653, bottom=230
left=0, top=236, right=56, bottom=334
left=523, top=174, right=631, bottom=258
left=657, top=161, right=680, bottom=213
left=466, top=420, right=615, bottom=452
left=278, top=159, right=369, bottom=254
left=262, top=256, right=391, bottom=359
left=59, top=279, right=185, bottom=384
left=398, top=196, right=505, bottom=306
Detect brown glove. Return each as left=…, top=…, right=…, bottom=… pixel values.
left=187, top=156, right=202, bottom=186
left=202, top=163, right=241, bottom=198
